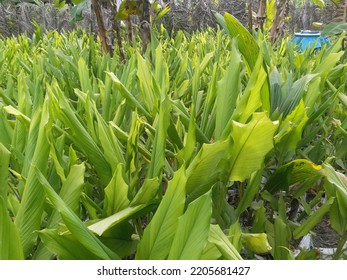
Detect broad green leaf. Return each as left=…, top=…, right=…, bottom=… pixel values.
left=90, top=178, right=159, bottom=236
left=230, top=52, right=266, bottom=125
left=34, top=163, right=85, bottom=260
left=171, top=99, right=210, bottom=144
left=0, top=143, right=10, bottom=200
left=293, top=197, right=335, bottom=239
left=168, top=191, right=212, bottom=260
left=279, top=74, right=316, bottom=118
left=88, top=205, right=148, bottom=237
left=3, top=105, right=31, bottom=125
left=273, top=217, right=290, bottom=259
left=208, top=224, right=242, bottom=260
left=48, top=82, right=112, bottom=185
left=137, top=52, right=157, bottom=112
left=200, top=242, right=222, bottom=260
left=274, top=100, right=308, bottom=157
left=77, top=58, right=93, bottom=94
left=94, top=107, right=125, bottom=170
left=154, top=44, right=170, bottom=98
left=191, top=52, right=214, bottom=105
left=49, top=135, right=67, bottom=183
left=223, top=12, right=259, bottom=72
left=322, top=164, right=347, bottom=235
left=265, top=159, right=323, bottom=194
left=125, top=112, right=144, bottom=176
left=314, top=52, right=343, bottom=75
left=214, top=12, right=229, bottom=35
left=0, top=197, right=24, bottom=260
left=98, top=222, right=137, bottom=258
left=148, top=98, right=170, bottom=179
left=39, top=229, right=100, bottom=260
left=107, top=72, right=151, bottom=120
left=322, top=164, right=347, bottom=199
left=49, top=163, right=86, bottom=228
left=241, top=233, right=272, bottom=254
left=304, top=77, right=321, bottom=115
left=211, top=182, right=234, bottom=229
left=0, top=108, right=13, bottom=148
left=130, top=178, right=159, bottom=206
left=201, top=64, right=218, bottom=137
left=215, top=42, right=241, bottom=140
left=70, top=0, right=90, bottom=23
left=136, top=167, right=187, bottom=260
left=229, top=113, right=278, bottom=182
left=153, top=6, right=170, bottom=25
left=329, top=190, right=347, bottom=235
left=104, top=164, right=130, bottom=216
left=186, top=140, right=230, bottom=203
left=321, top=22, right=347, bottom=36
left=35, top=168, right=119, bottom=260
left=177, top=103, right=196, bottom=165
left=269, top=67, right=283, bottom=116
left=15, top=101, right=50, bottom=257
left=251, top=201, right=268, bottom=233
left=235, top=169, right=263, bottom=217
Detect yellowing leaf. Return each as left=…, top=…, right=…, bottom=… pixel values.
left=265, top=159, right=323, bottom=194
left=241, top=233, right=272, bottom=254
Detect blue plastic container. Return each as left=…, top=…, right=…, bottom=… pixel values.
left=290, top=30, right=330, bottom=52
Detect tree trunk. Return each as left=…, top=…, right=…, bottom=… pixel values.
left=127, top=15, right=134, bottom=46
left=91, top=0, right=111, bottom=53
left=139, top=0, right=151, bottom=51
left=142, top=0, right=151, bottom=23
left=270, top=0, right=289, bottom=44
left=247, top=0, right=253, bottom=31
left=108, top=0, right=126, bottom=62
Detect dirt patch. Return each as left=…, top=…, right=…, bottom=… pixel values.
left=312, top=216, right=340, bottom=248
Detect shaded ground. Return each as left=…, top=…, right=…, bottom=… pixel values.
left=312, top=216, right=340, bottom=248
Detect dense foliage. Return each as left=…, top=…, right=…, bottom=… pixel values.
left=0, top=13, right=346, bottom=260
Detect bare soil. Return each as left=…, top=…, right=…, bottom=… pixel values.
left=312, top=216, right=340, bottom=248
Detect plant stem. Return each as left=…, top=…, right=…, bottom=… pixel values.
left=333, top=233, right=347, bottom=260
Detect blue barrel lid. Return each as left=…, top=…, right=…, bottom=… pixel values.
left=294, top=30, right=321, bottom=37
